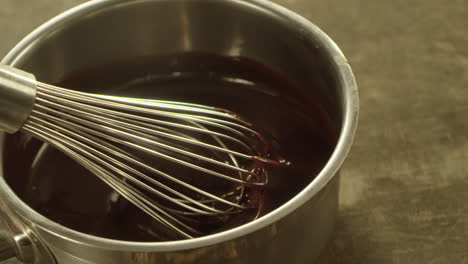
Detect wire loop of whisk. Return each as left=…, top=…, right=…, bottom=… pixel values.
left=20, top=82, right=278, bottom=239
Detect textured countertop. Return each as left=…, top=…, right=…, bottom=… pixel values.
left=2, top=0, right=467, bottom=263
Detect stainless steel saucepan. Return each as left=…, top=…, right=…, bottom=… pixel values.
left=0, top=0, right=358, bottom=263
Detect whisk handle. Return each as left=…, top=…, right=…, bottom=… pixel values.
left=0, top=65, right=36, bottom=133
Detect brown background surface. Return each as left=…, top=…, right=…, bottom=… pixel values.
left=1, top=0, right=467, bottom=263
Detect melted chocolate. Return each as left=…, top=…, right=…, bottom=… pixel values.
left=3, top=53, right=336, bottom=241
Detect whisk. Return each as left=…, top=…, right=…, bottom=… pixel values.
left=0, top=65, right=282, bottom=239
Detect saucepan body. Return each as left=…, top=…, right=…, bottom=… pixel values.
left=0, top=0, right=358, bottom=263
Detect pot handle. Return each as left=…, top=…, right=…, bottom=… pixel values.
left=0, top=226, right=16, bottom=261
left=0, top=208, right=57, bottom=264
left=0, top=211, right=35, bottom=263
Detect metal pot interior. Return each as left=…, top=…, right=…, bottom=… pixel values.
left=0, top=0, right=348, bottom=245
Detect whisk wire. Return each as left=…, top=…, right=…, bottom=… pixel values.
left=30, top=115, right=239, bottom=212
left=0, top=65, right=282, bottom=239
left=22, top=81, right=277, bottom=238
left=35, top=96, right=254, bottom=160
left=22, top=123, right=200, bottom=238
left=38, top=84, right=259, bottom=138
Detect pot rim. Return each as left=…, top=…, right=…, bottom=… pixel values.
left=0, top=0, right=358, bottom=252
